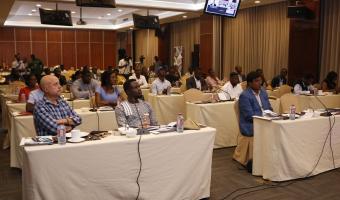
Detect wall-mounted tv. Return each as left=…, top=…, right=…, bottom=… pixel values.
left=204, top=0, right=241, bottom=18
left=39, top=8, right=73, bottom=26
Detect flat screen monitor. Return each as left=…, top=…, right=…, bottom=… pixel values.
left=39, top=8, right=73, bottom=26
left=204, top=0, right=241, bottom=18
left=133, top=14, right=160, bottom=30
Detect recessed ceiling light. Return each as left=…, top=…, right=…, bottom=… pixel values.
left=71, top=11, right=76, bottom=14
left=36, top=4, right=41, bottom=7
left=28, top=13, right=33, bottom=16
left=254, top=0, right=261, bottom=4
left=32, top=9, right=37, bottom=12
left=183, top=15, right=187, bottom=18
left=98, top=16, right=102, bottom=19
left=118, top=9, right=123, bottom=12
left=107, top=13, right=111, bottom=16
left=129, top=27, right=133, bottom=30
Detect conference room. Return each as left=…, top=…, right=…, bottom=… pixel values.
left=1, top=0, right=340, bottom=199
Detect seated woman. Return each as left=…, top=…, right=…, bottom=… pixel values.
left=321, top=71, right=338, bottom=93
left=205, top=68, right=222, bottom=91
left=18, top=74, right=39, bottom=102
left=95, top=71, right=121, bottom=108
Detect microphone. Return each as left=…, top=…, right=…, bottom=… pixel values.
left=215, top=87, right=232, bottom=101
left=88, top=85, right=97, bottom=112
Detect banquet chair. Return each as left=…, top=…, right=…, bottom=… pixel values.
left=240, top=81, right=247, bottom=90
left=232, top=100, right=254, bottom=166
left=278, top=85, right=292, bottom=98
left=280, top=93, right=301, bottom=113
left=183, top=89, right=205, bottom=102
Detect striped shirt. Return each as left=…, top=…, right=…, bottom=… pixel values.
left=33, top=96, right=82, bottom=136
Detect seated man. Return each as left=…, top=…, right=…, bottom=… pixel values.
left=129, top=67, right=148, bottom=88
left=233, top=71, right=272, bottom=170
left=34, top=75, right=81, bottom=136
left=26, top=86, right=44, bottom=113
left=293, top=74, right=315, bottom=94
left=151, top=68, right=171, bottom=95
left=271, top=68, right=288, bottom=88
left=115, top=79, right=158, bottom=128
left=221, top=72, right=243, bottom=99
left=186, top=68, right=208, bottom=91
left=71, top=70, right=99, bottom=99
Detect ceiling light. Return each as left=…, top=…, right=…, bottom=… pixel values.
left=254, top=0, right=261, bottom=3
left=71, top=11, right=76, bottom=14
left=107, top=13, right=111, bottom=16
left=129, top=27, right=133, bottom=30
left=118, top=9, right=123, bottom=12
left=32, top=9, right=37, bottom=12
left=98, top=16, right=102, bottom=19
left=28, top=13, right=33, bottom=16
left=183, top=15, right=187, bottom=18
left=36, top=4, right=41, bottom=7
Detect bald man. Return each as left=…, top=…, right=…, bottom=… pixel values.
left=33, top=75, right=81, bottom=136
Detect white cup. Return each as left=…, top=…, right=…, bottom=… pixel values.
left=126, top=128, right=137, bottom=138
left=71, top=129, right=81, bottom=139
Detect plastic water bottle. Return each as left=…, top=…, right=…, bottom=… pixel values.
left=176, top=113, right=184, bottom=133
left=57, top=124, right=66, bottom=145
left=142, top=113, right=150, bottom=128
left=289, top=105, right=296, bottom=120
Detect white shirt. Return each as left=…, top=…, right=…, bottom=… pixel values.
left=129, top=74, right=148, bottom=88
left=252, top=90, right=263, bottom=111
left=27, top=89, right=44, bottom=104
left=221, top=82, right=243, bottom=99
left=151, top=78, right=171, bottom=95
left=194, top=77, right=202, bottom=90
left=294, top=83, right=314, bottom=94
left=118, top=59, right=131, bottom=75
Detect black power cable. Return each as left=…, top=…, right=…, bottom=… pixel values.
left=134, top=102, right=144, bottom=200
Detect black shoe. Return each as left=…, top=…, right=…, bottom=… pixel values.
left=246, top=160, right=253, bottom=173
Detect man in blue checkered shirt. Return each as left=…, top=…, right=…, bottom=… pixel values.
left=34, top=75, right=82, bottom=136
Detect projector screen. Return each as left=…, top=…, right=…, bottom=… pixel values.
left=204, top=0, right=241, bottom=18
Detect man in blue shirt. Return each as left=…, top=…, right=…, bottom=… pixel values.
left=234, top=71, right=272, bottom=171
left=34, top=75, right=81, bottom=136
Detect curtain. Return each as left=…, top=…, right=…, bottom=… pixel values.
left=170, top=18, right=200, bottom=72
left=320, top=0, right=340, bottom=83
left=222, top=2, right=289, bottom=81
left=134, top=29, right=158, bottom=68
left=213, top=15, right=223, bottom=78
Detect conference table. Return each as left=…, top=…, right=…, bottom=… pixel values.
left=22, top=128, right=216, bottom=200
left=280, top=94, right=340, bottom=113
left=186, top=99, right=281, bottom=148
left=253, top=115, right=340, bottom=181
left=10, top=108, right=118, bottom=168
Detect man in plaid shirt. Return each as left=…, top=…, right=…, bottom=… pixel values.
left=34, top=75, right=82, bottom=136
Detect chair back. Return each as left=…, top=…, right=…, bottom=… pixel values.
left=278, top=85, right=292, bottom=98
left=280, top=93, right=301, bottom=113
left=183, top=89, right=205, bottom=102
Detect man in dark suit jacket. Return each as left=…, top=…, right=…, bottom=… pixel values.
left=186, top=68, right=208, bottom=91
left=271, top=68, right=288, bottom=88
left=234, top=71, right=272, bottom=170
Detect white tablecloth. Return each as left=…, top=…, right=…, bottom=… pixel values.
left=253, top=116, right=340, bottom=181
left=186, top=99, right=281, bottom=148
left=10, top=109, right=118, bottom=168
left=22, top=128, right=216, bottom=200
left=186, top=101, right=239, bottom=148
